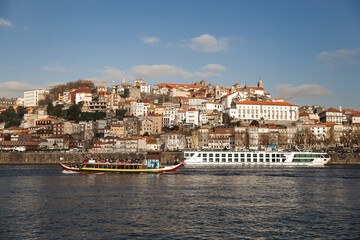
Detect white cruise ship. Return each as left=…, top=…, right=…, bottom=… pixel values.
left=184, top=151, right=331, bottom=166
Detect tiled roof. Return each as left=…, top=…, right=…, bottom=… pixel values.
left=0, top=141, right=40, bottom=146
left=235, top=100, right=297, bottom=106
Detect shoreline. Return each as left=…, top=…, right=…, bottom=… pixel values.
left=0, top=152, right=359, bottom=166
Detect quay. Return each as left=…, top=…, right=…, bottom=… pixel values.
left=0, top=151, right=359, bottom=166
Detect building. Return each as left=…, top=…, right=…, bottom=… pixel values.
left=229, top=101, right=299, bottom=124
left=0, top=97, right=17, bottom=109
left=319, top=108, right=346, bottom=124
left=24, top=89, right=49, bottom=107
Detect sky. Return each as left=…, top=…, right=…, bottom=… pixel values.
left=0, top=0, right=359, bottom=109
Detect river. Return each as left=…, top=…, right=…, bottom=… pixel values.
left=1, top=165, right=359, bottom=239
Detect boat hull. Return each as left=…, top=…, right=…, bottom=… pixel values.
left=60, top=163, right=182, bottom=174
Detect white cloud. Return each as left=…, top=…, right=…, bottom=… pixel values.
left=0, top=18, right=11, bottom=27
left=318, top=48, right=360, bottom=59
left=275, top=84, right=332, bottom=100
left=131, top=63, right=227, bottom=80
left=189, top=34, right=228, bottom=52
left=102, top=66, right=126, bottom=80
left=42, top=66, right=67, bottom=72
left=142, top=36, right=160, bottom=44
left=193, top=71, right=217, bottom=78
left=132, top=64, right=194, bottom=79
left=202, top=64, right=226, bottom=72
left=0, top=81, right=57, bottom=98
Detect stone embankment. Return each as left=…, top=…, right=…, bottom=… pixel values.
left=0, top=151, right=358, bottom=165
left=0, top=151, right=183, bottom=165
left=327, top=153, right=360, bottom=166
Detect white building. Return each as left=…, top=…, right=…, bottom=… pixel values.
left=202, top=101, right=223, bottom=113
left=229, top=101, right=298, bottom=123
left=75, top=92, right=92, bottom=104
left=188, top=97, right=207, bottom=110
left=351, top=113, right=360, bottom=124
left=130, top=100, right=150, bottom=117
left=221, top=91, right=247, bottom=109
left=319, top=108, right=346, bottom=124
left=185, top=109, right=199, bottom=126
left=24, top=89, right=49, bottom=107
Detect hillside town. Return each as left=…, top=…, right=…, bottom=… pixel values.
left=0, top=78, right=359, bottom=153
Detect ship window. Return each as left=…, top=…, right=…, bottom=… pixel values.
left=222, top=158, right=226, bottom=162
left=234, top=154, right=239, bottom=157
left=209, top=158, right=213, bottom=162
left=277, top=154, right=280, bottom=157
left=222, top=154, right=226, bottom=157
left=253, top=154, right=258, bottom=158
left=266, top=154, right=270, bottom=157
left=209, top=153, right=213, bottom=157
left=241, top=158, right=245, bottom=162
left=266, top=158, right=270, bottom=162
left=259, top=154, right=264, bottom=157
left=241, top=154, right=245, bottom=157
left=247, top=154, right=251, bottom=158
left=185, top=153, right=189, bottom=157
left=203, top=153, right=207, bottom=157
left=259, top=158, right=263, bottom=162
left=203, top=158, right=207, bottom=162
left=253, top=158, right=257, bottom=162
left=234, top=158, right=238, bottom=162
left=228, top=158, right=232, bottom=162
left=216, top=154, right=220, bottom=157
left=215, top=158, right=220, bottom=162
left=272, top=154, right=276, bottom=158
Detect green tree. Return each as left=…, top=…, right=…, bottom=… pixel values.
left=250, top=120, right=259, bottom=127
left=47, top=103, right=54, bottom=115
left=52, top=105, right=63, bottom=117
left=116, top=109, right=127, bottom=119
left=120, top=88, right=130, bottom=98
left=67, top=104, right=82, bottom=122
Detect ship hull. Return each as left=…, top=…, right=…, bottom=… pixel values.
left=60, top=163, right=182, bottom=173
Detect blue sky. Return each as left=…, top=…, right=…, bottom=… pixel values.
left=0, top=0, right=359, bottom=109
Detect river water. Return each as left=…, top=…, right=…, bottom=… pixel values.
left=0, top=165, right=359, bottom=239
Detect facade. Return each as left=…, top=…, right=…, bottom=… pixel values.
left=230, top=101, right=299, bottom=123
left=319, top=108, right=346, bottom=124
left=24, top=89, right=49, bottom=107
left=0, top=97, right=17, bottom=109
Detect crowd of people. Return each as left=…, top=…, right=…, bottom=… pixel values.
left=84, top=157, right=145, bottom=165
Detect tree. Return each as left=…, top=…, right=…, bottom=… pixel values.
left=38, top=94, right=52, bottom=106
left=67, top=104, right=82, bottom=122
left=116, top=109, right=127, bottom=119
left=250, top=120, right=259, bottom=127
left=120, top=88, right=130, bottom=98
left=52, top=105, right=63, bottom=117
left=0, top=106, right=25, bottom=128
left=259, top=133, right=270, bottom=148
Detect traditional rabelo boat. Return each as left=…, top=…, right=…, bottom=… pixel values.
left=59, top=151, right=183, bottom=174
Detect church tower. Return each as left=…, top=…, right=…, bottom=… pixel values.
left=258, top=78, right=264, bottom=89
left=121, top=77, right=126, bottom=85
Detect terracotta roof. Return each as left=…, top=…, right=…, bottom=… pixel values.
left=0, top=141, right=40, bottom=146
left=235, top=100, right=297, bottom=106
left=36, top=118, right=57, bottom=122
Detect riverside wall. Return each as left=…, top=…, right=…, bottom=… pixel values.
left=0, top=151, right=359, bottom=165
left=0, top=151, right=183, bottom=165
